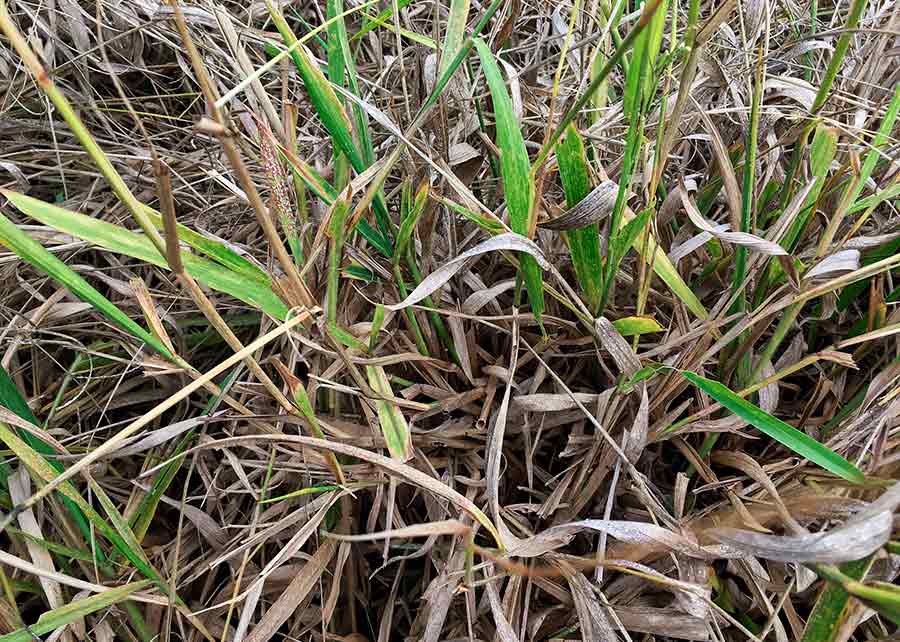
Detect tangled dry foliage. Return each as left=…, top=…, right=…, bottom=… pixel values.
left=1, top=0, right=900, bottom=640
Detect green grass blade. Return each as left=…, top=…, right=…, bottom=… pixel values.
left=0, top=366, right=38, bottom=426
left=268, top=6, right=362, bottom=169
left=778, top=0, right=868, bottom=207
left=474, top=37, right=544, bottom=325
left=610, top=207, right=652, bottom=272
left=283, top=148, right=340, bottom=202
left=680, top=371, right=864, bottom=483
left=810, top=0, right=869, bottom=116
left=782, top=125, right=838, bottom=253
left=801, top=556, right=874, bottom=642
left=640, top=0, right=667, bottom=103
left=600, top=0, right=664, bottom=311
left=532, top=0, right=664, bottom=170
left=440, top=0, right=470, bottom=77
left=395, top=179, right=428, bottom=263
left=0, top=423, right=166, bottom=586
left=350, top=0, right=413, bottom=42
left=327, top=0, right=376, bottom=167
left=612, top=316, right=662, bottom=336
left=0, top=206, right=173, bottom=360
left=615, top=198, right=708, bottom=319
left=0, top=365, right=96, bottom=558
left=4, top=527, right=95, bottom=562
left=732, top=51, right=763, bottom=316
left=366, top=365, right=412, bottom=461
left=557, top=124, right=602, bottom=313
left=847, top=182, right=900, bottom=215
left=141, top=205, right=268, bottom=283
left=327, top=196, right=351, bottom=325
left=0, top=580, right=152, bottom=642
left=849, top=82, right=900, bottom=208
left=633, top=228, right=707, bottom=320
left=369, top=304, right=386, bottom=352
left=326, top=0, right=347, bottom=87
left=4, top=191, right=289, bottom=321
left=858, top=585, right=900, bottom=625
left=269, top=4, right=393, bottom=250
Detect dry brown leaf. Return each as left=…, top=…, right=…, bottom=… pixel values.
left=244, top=540, right=336, bottom=642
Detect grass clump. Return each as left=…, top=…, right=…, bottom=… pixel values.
left=0, top=0, right=899, bottom=640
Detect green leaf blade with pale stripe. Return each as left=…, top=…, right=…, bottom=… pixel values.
left=366, top=365, right=412, bottom=461
left=0, top=580, right=152, bottom=642
left=557, top=125, right=603, bottom=314
left=4, top=191, right=289, bottom=321
left=0, top=202, right=173, bottom=360
left=440, top=0, right=470, bottom=77
left=474, top=37, right=544, bottom=325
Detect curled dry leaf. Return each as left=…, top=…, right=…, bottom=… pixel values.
left=506, top=519, right=741, bottom=559
left=595, top=316, right=641, bottom=376
left=387, top=233, right=550, bottom=311
left=679, top=183, right=788, bottom=256
left=116, top=415, right=216, bottom=456
left=805, top=249, right=861, bottom=280
left=708, top=483, right=900, bottom=563
left=462, top=278, right=516, bottom=314
left=539, top=180, right=618, bottom=230
left=326, top=520, right=470, bottom=542
left=513, top=392, right=603, bottom=412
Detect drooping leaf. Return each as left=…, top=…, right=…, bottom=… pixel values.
left=0, top=580, right=152, bottom=642
left=4, top=191, right=289, bottom=321
left=681, top=371, right=864, bottom=483
left=388, top=233, right=550, bottom=311
left=0, top=205, right=173, bottom=359
left=141, top=205, right=268, bottom=283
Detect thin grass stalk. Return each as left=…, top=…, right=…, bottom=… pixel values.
left=750, top=301, right=803, bottom=383
left=156, top=163, right=347, bottom=484
left=327, top=0, right=352, bottom=192
left=167, top=1, right=313, bottom=310
left=5, top=313, right=314, bottom=527
left=634, top=0, right=678, bottom=328
left=328, top=0, right=376, bottom=168
left=531, top=0, right=664, bottom=173
left=393, top=264, right=430, bottom=355
left=599, top=113, right=643, bottom=313
left=847, top=82, right=900, bottom=208
left=779, top=0, right=869, bottom=207
left=0, top=0, right=165, bottom=256
left=731, top=47, right=764, bottom=316
left=327, top=198, right=350, bottom=325
left=649, top=0, right=722, bottom=191
left=404, top=246, right=458, bottom=361
left=702, top=51, right=771, bottom=461
left=341, top=0, right=508, bottom=227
